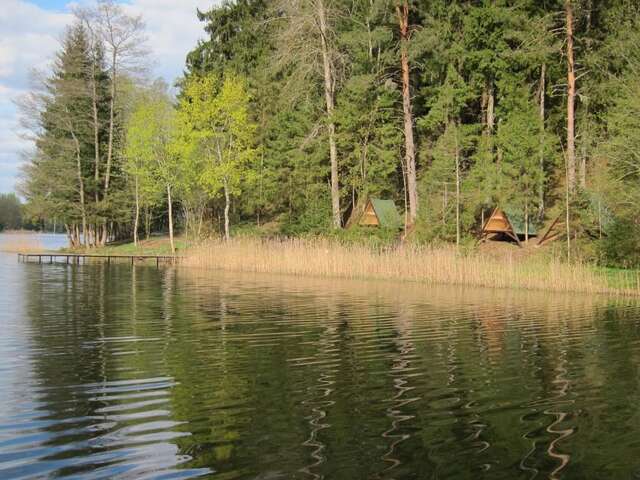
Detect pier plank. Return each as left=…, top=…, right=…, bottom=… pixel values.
left=17, top=253, right=182, bottom=266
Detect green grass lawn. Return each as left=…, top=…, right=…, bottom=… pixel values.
left=63, top=236, right=190, bottom=255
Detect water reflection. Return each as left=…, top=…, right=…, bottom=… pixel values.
left=2, top=259, right=640, bottom=479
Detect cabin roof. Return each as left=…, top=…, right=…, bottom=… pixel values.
left=503, top=208, right=538, bottom=236
left=369, top=198, right=403, bottom=228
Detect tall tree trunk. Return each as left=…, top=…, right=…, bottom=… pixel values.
left=486, top=82, right=495, bottom=133
left=133, top=176, right=140, bottom=246
left=443, top=182, right=447, bottom=225
left=223, top=177, right=231, bottom=242
left=579, top=104, right=588, bottom=188
left=91, top=56, right=101, bottom=204
left=565, top=152, right=571, bottom=262
left=99, top=224, right=107, bottom=247
left=397, top=0, right=418, bottom=225
left=70, top=129, right=87, bottom=248
left=145, top=206, right=151, bottom=240
left=105, top=51, right=116, bottom=194
left=566, top=0, right=577, bottom=192
left=598, top=198, right=602, bottom=240
left=167, top=184, right=175, bottom=254
left=97, top=51, right=117, bottom=248
left=481, top=82, right=495, bottom=134
left=198, top=208, right=204, bottom=239
left=580, top=133, right=587, bottom=188
left=65, top=224, right=74, bottom=248
left=538, top=63, right=546, bottom=216
left=455, top=125, right=461, bottom=247
left=79, top=17, right=102, bottom=205
left=317, top=0, right=341, bottom=229
left=525, top=202, right=529, bottom=243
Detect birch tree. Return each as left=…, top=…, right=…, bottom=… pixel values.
left=177, top=73, right=258, bottom=242
left=122, top=91, right=179, bottom=252
left=86, top=0, right=147, bottom=245
left=123, top=92, right=164, bottom=246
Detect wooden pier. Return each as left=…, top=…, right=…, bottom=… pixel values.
left=17, top=253, right=182, bottom=267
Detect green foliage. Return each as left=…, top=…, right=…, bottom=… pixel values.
left=125, top=87, right=179, bottom=190
left=178, top=73, right=258, bottom=201
left=495, top=87, right=548, bottom=218
left=335, top=74, right=403, bottom=203
left=19, top=0, right=640, bottom=265
left=123, top=87, right=168, bottom=206
left=19, top=20, right=120, bottom=244
left=0, top=193, right=23, bottom=231
left=280, top=193, right=333, bottom=237
left=185, top=0, right=270, bottom=79
left=601, top=219, right=640, bottom=269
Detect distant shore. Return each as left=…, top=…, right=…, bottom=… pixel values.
left=0, top=231, right=64, bottom=253
left=0, top=229, right=47, bottom=235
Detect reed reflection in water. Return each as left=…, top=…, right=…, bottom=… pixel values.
left=2, top=257, right=640, bottom=479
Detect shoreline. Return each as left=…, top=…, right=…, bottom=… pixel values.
left=182, top=239, right=639, bottom=297
left=0, top=230, right=57, bottom=235
left=10, top=234, right=640, bottom=297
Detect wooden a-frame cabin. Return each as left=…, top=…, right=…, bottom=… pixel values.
left=350, top=198, right=404, bottom=229
left=480, top=208, right=538, bottom=247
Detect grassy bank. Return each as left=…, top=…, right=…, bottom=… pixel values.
left=183, top=238, right=640, bottom=296
left=63, top=237, right=190, bottom=255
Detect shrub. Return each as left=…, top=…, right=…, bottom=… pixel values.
left=600, top=218, right=640, bottom=268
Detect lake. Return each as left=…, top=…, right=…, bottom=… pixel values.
left=1, top=233, right=640, bottom=479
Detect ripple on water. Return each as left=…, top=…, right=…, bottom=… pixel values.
left=2, top=263, right=640, bottom=478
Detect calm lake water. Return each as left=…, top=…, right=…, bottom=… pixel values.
left=2, top=234, right=640, bottom=479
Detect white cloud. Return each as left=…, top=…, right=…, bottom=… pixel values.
left=0, top=1, right=70, bottom=193
left=122, top=0, right=214, bottom=83
left=0, top=1, right=71, bottom=89
left=0, top=0, right=217, bottom=193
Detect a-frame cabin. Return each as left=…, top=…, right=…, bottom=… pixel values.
left=480, top=208, right=538, bottom=246
left=356, top=198, right=403, bottom=229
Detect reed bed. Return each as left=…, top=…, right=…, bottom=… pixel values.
left=184, top=238, right=640, bottom=296
left=0, top=234, right=44, bottom=253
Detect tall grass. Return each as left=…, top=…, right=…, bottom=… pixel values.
left=184, top=238, right=640, bottom=296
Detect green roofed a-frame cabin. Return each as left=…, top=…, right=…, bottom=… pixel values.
left=480, top=208, right=538, bottom=246
left=358, top=198, right=403, bottom=229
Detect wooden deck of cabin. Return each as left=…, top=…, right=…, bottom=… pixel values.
left=18, top=253, right=182, bottom=267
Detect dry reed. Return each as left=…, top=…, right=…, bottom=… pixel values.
left=0, top=234, right=44, bottom=253
left=183, top=238, right=638, bottom=296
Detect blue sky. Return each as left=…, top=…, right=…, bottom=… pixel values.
left=29, top=0, right=73, bottom=9
left=0, top=0, right=214, bottom=194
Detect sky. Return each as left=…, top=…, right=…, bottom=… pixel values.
left=0, top=0, right=215, bottom=194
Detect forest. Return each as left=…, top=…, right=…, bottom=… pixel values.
left=16, top=0, right=640, bottom=267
